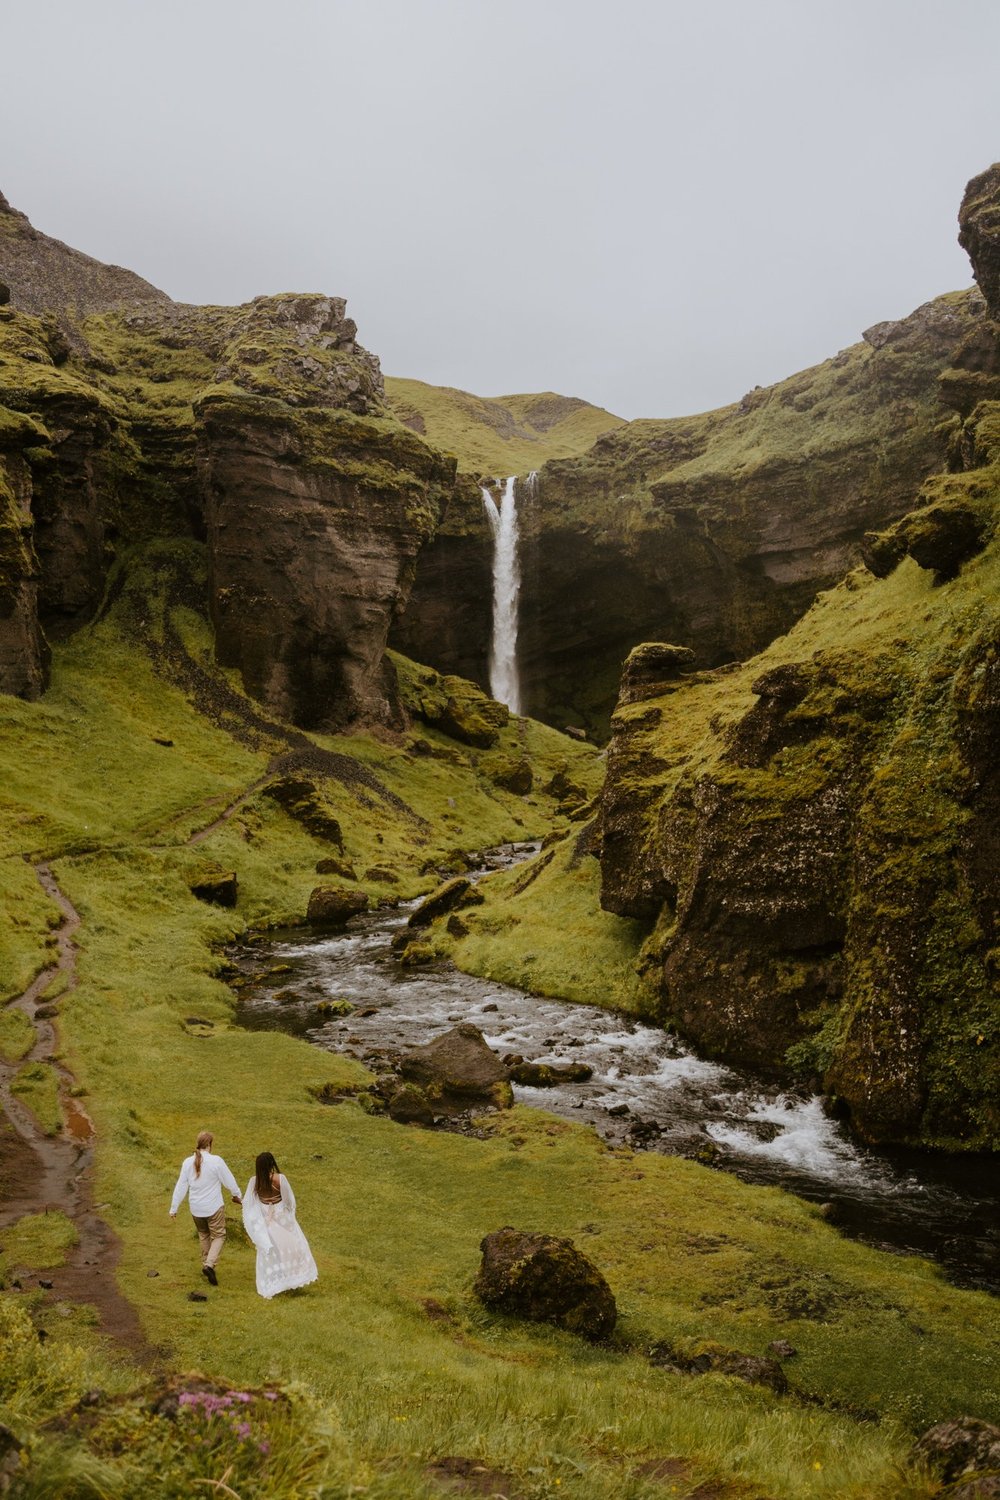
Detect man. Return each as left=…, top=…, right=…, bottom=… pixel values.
left=169, top=1129, right=242, bottom=1286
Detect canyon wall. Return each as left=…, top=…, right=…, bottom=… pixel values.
left=597, top=165, right=1000, bottom=1150
left=0, top=198, right=456, bottom=729
left=398, top=291, right=982, bottom=735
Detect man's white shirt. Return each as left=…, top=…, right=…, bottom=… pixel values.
left=170, top=1150, right=241, bottom=1216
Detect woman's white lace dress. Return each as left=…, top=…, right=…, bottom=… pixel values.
left=241, top=1173, right=318, bottom=1299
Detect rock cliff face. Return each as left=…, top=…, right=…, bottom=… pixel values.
left=398, top=292, right=980, bottom=735
left=0, top=195, right=456, bottom=726
left=597, top=168, right=1000, bottom=1150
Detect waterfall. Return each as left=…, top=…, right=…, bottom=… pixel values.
left=482, top=475, right=522, bottom=714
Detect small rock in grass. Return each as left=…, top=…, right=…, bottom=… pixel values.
left=187, top=1291, right=208, bottom=1303
left=769, top=1339, right=797, bottom=1359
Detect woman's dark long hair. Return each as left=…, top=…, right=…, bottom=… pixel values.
left=255, top=1151, right=280, bottom=1200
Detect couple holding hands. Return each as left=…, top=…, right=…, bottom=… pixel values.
left=169, top=1130, right=318, bottom=1298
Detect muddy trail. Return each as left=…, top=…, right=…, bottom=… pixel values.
left=0, top=863, right=160, bottom=1359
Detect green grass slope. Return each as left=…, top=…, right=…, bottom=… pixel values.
left=384, top=377, right=625, bottom=476
left=0, top=542, right=997, bottom=1497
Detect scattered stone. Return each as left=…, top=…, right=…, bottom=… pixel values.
left=187, top=1291, right=208, bottom=1302
left=607, top=1102, right=630, bottom=1117
left=649, top=1340, right=787, bottom=1393
left=482, top=1002, right=498, bottom=1012
left=315, top=855, right=357, bottom=880
left=34, top=1004, right=58, bottom=1020
left=426, top=1455, right=521, bottom=1498
left=408, top=877, right=483, bottom=928
left=307, top=886, right=369, bottom=926
left=358, top=1006, right=379, bottom=1017
left=184, top=1016, right=214, bottom=1027
left=364, top=864, right=399, bottom=883
left=189, top=869, right=238, bottom=907
left=564, top=726, right=588, bottom=742
left=475, top=1226, right=616, bottom=1341
left=913, top=1418, right=1000, bottom=1483
left=38, top=1279, right=53, bottom=1289
left=446, top=913, right=468, bottom=938
left=315, top=999, right=355, bottom=1017
left=768, top=1339, right=797, bottom=1359
left=152, top=735, right=174, bottom=746
left=146, top=1270, right=160, bottom=1279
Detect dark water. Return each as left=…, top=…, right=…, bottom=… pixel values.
left=233, top=845, right=1000, bottom=1294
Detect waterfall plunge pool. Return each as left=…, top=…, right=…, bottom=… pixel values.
left=233, top=848, right=999, bottom=1294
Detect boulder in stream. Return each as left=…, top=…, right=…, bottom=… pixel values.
left=475, top=1226, right=616, bottom=1341
left=400, top=1024, right=512, bottom=1111
left=307, top=886, right=369, bottom=926
left=508, top=1061, right=594, bottom=1086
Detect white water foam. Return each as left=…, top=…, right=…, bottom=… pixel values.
left=482, top=476, right=521, bottom=713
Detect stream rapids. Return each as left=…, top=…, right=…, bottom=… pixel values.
left=234, top=844, right=999, bottom=1294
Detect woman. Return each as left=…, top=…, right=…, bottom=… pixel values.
left=241, top=1152, right=318, bottom=1299
left=169, top=1129, right=242, bottom=1287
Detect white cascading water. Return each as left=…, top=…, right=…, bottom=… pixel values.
left=482, top=476, right=522, bottom=713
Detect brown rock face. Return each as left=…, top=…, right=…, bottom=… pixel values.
left=0, top=189, right=170, bottom=321
left=400, top=1023, right=512, bottom=1111
left=0, top=440, right=48, bottom=698
left=960, top=163, right=1000, bottom=319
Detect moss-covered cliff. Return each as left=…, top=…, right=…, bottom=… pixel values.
left=596, top=167, right=1000, bottom=1150
left=0, top=196, right=458, bottom=729
left=398, top=291, right=981, bottom=735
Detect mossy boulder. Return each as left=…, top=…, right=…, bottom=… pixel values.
left=306, top=886, right=368, bottom=926
left=188, top=869, right=238, bottom=907
left=620, top=642, right=696, bottom=704
left=474, top=1226, right=616, bottom=1341
left=912, top=1418, right=1000, bottom=1483
left=508, top=1061, right=594, bottom=1086
left=479, top=752, right=533, bottom=794
left=396, top=658, right=510, bottom=747
left=387, top=1084, right=435, bottom=1127
left=407, top=876, right=483, bottom=928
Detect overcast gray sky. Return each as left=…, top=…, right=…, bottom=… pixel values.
left=3, top=0, right=999, bottom=418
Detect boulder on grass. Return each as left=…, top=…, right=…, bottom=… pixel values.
left=474, top=1226, right=616, bottom=1341
left=400, top=1024, right=512, bottom=1110
left=307, top=886, right=369, bottom=927
left=912, top=1418, right=1000, bottom=1483
left=189, top=869, right=238, bottom=907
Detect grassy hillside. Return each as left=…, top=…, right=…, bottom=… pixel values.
left=1, top=542, right=998, bottom=1498
left=384, top=377, right=624, bottom=475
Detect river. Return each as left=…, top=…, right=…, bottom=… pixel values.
left=233, top=845, right=999, bottom=1294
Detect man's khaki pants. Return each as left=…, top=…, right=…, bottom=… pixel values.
left=192, top=1205, right=227, bottom=1269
